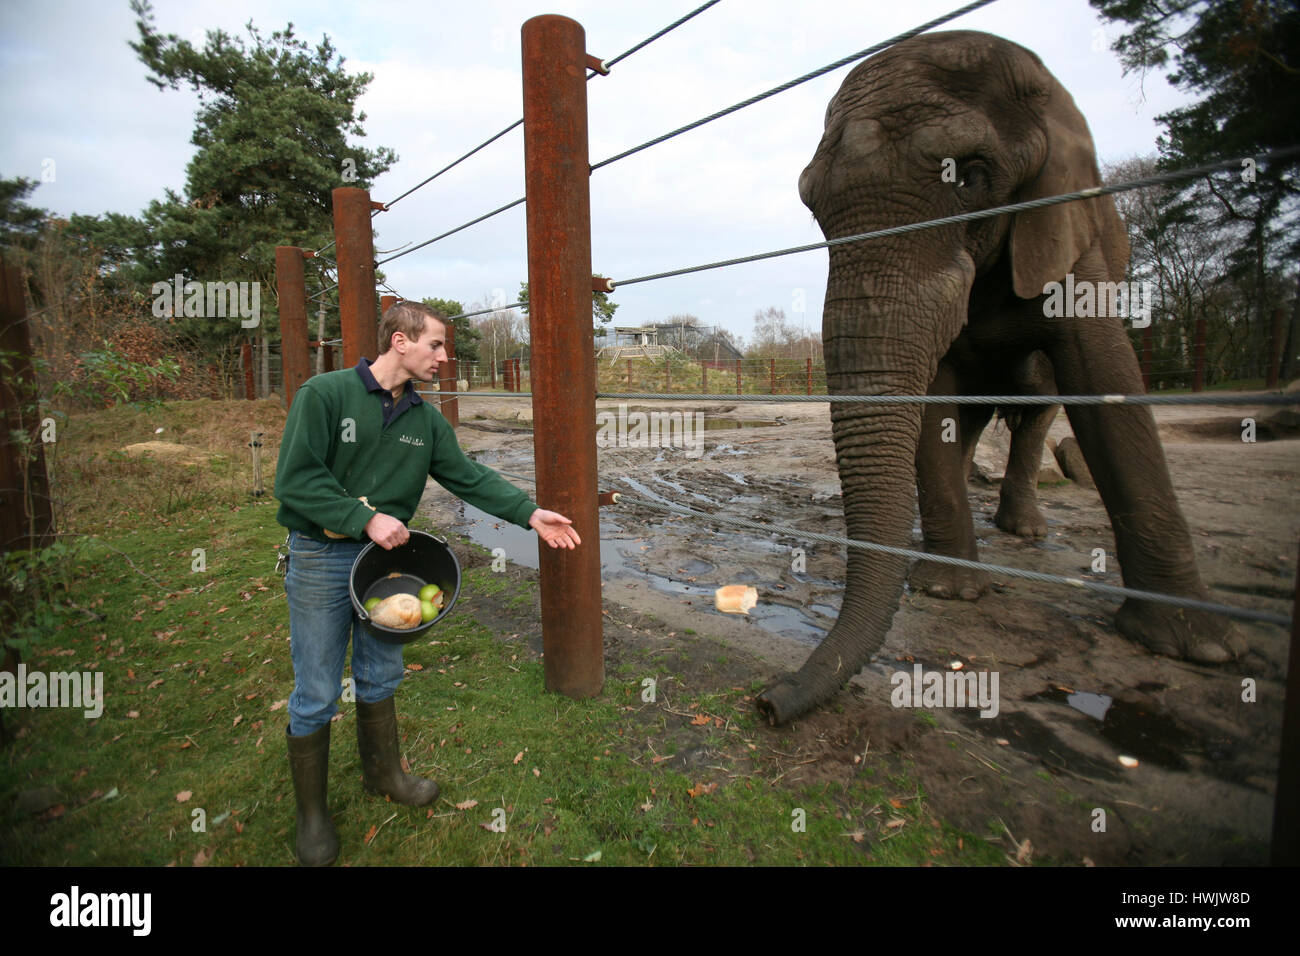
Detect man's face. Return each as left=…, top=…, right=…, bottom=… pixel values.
left=399, top=318, right=448, bottom=382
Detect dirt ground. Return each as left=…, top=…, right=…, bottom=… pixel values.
left=421, top=392, right=1299, bottom=865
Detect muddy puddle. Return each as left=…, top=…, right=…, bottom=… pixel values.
left=422, top=396, right=1299, bottom=863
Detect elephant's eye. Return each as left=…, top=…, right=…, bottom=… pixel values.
left=956, top=162, right=989, bottom=192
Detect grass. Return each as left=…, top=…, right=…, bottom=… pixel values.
left=2, top=398, right=1001, bottom=866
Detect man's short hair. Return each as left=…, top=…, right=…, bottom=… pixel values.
left=378, top=301, right=446, bottom=353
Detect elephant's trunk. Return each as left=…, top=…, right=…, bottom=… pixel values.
left=756, top=263, right=967, bottom=725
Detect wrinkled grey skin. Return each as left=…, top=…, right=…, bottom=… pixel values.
left=756, top=30, right=1244, bottom=726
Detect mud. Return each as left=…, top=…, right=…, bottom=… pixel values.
left=419, top=393, right=1298, bottom=865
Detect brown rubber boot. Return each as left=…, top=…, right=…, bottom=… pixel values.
left=356, top=696, right=439, bottom=806
left=286, top=723, right=339, bottom=866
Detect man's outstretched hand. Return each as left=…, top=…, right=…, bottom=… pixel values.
left=528, top=509, right=581, bottom=549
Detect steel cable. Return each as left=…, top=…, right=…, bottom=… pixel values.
left=485, top=467, right=1289, bottom=627
left=372, top=2, right=723, bottom=226
left=610, top=146, right=1300, bottom=288
left=589, top=0, right=999, bottom=172
left=449, top=391, right=1298, bottom=406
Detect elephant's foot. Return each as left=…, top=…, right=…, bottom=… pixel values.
left=994, top=492, right=1047, bottom=538
left=1115, top=599, right=1248, bottom=663
left=755, top=674, right=819, bottom=726
left=908, top=556, right=989, bottom=600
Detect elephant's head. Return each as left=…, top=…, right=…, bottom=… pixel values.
left=757, top=30, right=1128, bottom=724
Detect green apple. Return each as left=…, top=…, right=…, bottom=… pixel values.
left=420, top=599, right=438, bottom=622
left=364, top=596, right=382, bottom=612
left=418, top=583, right=442, bottom=603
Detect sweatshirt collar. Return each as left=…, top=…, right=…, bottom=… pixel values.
left=355, top=358, right=424, bottom=405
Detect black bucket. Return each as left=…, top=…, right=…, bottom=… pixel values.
left=349, top=531, right=461, bottom=645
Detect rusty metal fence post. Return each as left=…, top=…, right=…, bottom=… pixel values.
left=1192, top=317, right=1208, bottom=392
left=1140, top=324, right=1153, bottom=391
left=442, top=321, right=458, bottom=428
left=276, top=247, right=312, bottom=409
left=1268, top=307, right=1284, bottom=389
left=241, top=342, right=255, bottom=400
left=334, top=188, right=380, bottom=368
left=522, top=14, right=603, bottom=699
left=735, top=358, right=741, bottom=393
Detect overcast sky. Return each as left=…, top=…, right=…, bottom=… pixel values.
left=0, top=0, right=1192, bottom=342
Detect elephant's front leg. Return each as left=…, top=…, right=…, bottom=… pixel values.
left=1048, top=283, right=1245, bottom=662
left=995, top=402, right=1056, bottom=538
left=910, top=362, right=990, bottom=600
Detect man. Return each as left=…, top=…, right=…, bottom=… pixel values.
left=274, top=300, right=579, bottom=866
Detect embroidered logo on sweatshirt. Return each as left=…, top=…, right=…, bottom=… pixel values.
left=398, top=434, right=425, bottom=447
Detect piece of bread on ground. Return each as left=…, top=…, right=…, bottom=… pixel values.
left=714, top=584, right=757, bottom=614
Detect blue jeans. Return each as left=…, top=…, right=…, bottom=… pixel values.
left=284, top=530, right=405, bottom=736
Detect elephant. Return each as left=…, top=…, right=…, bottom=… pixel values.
left=756, top=30, right=1244, bottom=725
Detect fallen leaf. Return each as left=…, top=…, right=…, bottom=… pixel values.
left=889, top=798, right=905, bottom=809
left=690, top=713, right=710, bottom=726
left=364, top=825, right=378, bottom=845
left=455, top=799, right=478, bottom=811
left=532, top=768, right=540, bottom=777
left=640, top=798, right=654, bottom=813
left=232, top=715, right=242, bottom=727
left=193, top=847, right=212, bottom=867
left=846, top=830, right=865, bottom=843
left=147, top=678, right=164, bottom=690
left=513, top=752, right=524, bottom=765
left=582, top=850, right=601, bottom=862
left=126, top=710, right=140, bottom=719
left=176, top=790, right=192, bottom=803
left=270, top=699, right=287, bottom=711
left=407, top=663, right=423, bottom=671
left=234, top=822, right=244, bottom=834
left=687, top=782, right=717, bottom=798
left=885, top=818, right=906, bottom=829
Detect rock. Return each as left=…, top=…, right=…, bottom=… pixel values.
left=971, top=424, right=1065, bottom=484
left=1054, top=437, right=1095, bottom=488
left=15, top=787, right=62, bottom=815
left=1036, top=444, right=1066, bottom=484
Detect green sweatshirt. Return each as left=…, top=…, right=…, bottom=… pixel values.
left=274, top=368, right=538, bottom=542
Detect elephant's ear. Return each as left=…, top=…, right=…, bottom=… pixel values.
left=1009, top=78, right=1129, bottom=300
